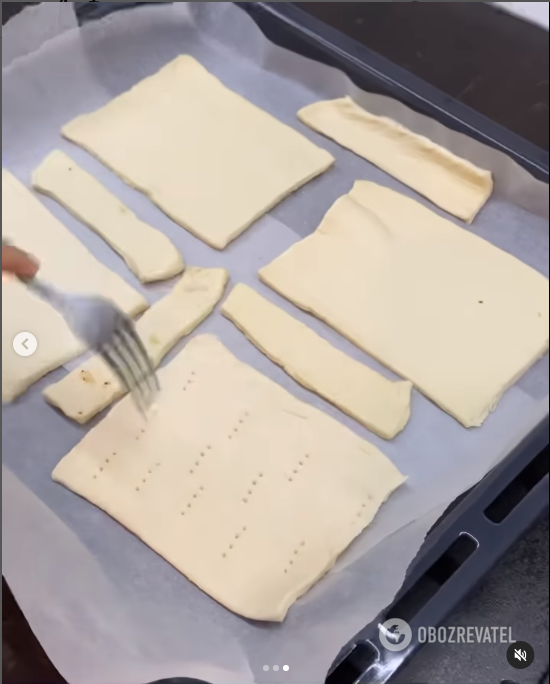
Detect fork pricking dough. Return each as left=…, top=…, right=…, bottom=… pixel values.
left=44, top=267, right=229, bottom=423
left=2, top=169, right=147, bottom=402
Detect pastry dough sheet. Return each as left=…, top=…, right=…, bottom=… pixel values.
left=53, top=335, right=405, bottom=622
left=63, top=55, right=335, bottom=249
left=260, top=182, right=549, bottom=428
left=44, top=267, right=228, bottom=423
left=2, top=170, right=147, bottom=403
left=298, top=97, right=493, bottom=223
left=222, top=284, right=412, bottom=439
left=32, top=150, right=185, bottom=283
left=2, top=279, right=83, bottom=403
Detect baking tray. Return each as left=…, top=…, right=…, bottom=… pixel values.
left=2, top=3, right=548, bottom=683
left=238, top=4, right=550, bottom=682
left=239, top=2, right=549, bottom=184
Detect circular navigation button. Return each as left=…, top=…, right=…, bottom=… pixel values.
left=13, top=332, right=38, bottom=357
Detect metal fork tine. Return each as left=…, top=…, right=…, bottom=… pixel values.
left=107, top=336, right=148, bottom=416
left=113, top=327, right=158, bottom=413
left=111, top=331, right=148, bottom=407
left=120, top=315, right=158, bottom=387
left=119, top=316, right=159, bottom=392
left=115, top=327, right=152, bottom=400
left=100, top=343, right=138, bottom=398
left=18, top=271, right=159, bottom=414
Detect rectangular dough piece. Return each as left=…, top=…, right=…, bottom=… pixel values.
left=2, top=170, right=148, bottom=402
left=32, top=150, right=185, bottom=283
left=298, top=97, right=493, bottom=223
left=44, top=267, right=229, bottom=423
left=52, top=334, right=405, bottom=622
left=62, top=55, right=334, bottom=250
left=222, top=284, right=412, bottom=439
left=260, top=182, right=549, bottom=428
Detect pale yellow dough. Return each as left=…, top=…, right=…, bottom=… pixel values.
left=44, top=267, right=229, bottom=423
left=2, top=170, right=147, bottom=403
left=222, top=284, right=412, bottom=439
left=298, top=97, right=493, bottom=222
left=52, top=335, right=405, bottom=622
left=260, top=182, right=549, bottom=428
left=2, top=279, right=84, bottom=403
left=32, top=150, right=185, bottom=283
left=63, top=55, right=334, bottom=249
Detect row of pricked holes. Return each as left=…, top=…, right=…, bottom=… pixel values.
left=284, top=541, right=307, bottom=573
left=242, top=472, right=264, bottom=504
left=182, top=371, right=196, bottom=392
left=287, top=453, right=310, bottom=482
left=354, top=497, right=375, bottom=522
left=222, top=526, right=249, bottom=559
left=95, top=404, right=252, bottom=487
left=94, top=409, right=325, bottom=572
left=181, top=485, right=205, bottom=515
left=184, top=410, right=252, bottom=512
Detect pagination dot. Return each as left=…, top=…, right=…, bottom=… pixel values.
left=262, top=664, right=290, bottom=673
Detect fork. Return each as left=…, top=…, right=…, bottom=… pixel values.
left=23, top=277, right=159, bottom=414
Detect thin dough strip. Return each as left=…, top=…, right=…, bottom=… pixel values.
left=298, top=97, right=493, bottom=223
left=44, top=267, right=229, bottom=423
left=33, top=150, right=185, bottom=283
left=222, top=284, right=412, bottom=439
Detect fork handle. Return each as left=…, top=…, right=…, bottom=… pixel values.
left=19, top=275, right=67, bottom=313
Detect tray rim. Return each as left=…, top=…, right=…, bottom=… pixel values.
left=238, top=1, right=549, bottom=183
left=3, top=4, right=548, bottom=681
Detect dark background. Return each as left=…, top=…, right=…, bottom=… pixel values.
left=2, top=2, right=548, bottom=683
left=298, top=2, right=549, bottom=151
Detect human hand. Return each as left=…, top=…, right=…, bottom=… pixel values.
left=2, top=244, right=39, bottom=279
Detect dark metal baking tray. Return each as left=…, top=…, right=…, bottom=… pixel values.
left=239, top=2, right=549, bottom=183
left=237, top=3, right=549, bottom=682
left=4, top=3, right=546, bottom=681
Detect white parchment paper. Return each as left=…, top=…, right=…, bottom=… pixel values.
left=2, top=4, right=549, bottom=683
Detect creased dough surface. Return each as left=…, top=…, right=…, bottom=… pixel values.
left=63, top=56, right=334, bottom=249
left=52, top=335, right=405, bottom=622
left=2, top=170, right=147, bottom=402
left=260, top=182, right=549, bottom=428
left=222, top=284, right=412, bottom=439
left=298, top=97, right=493, bottom=223
left=44, top=267, right=228, bottom=423
left=32, top=150, right=185, bottom=283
